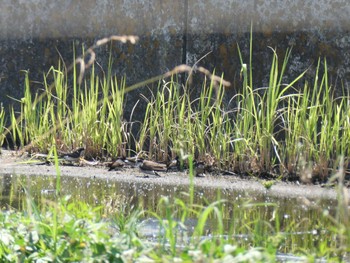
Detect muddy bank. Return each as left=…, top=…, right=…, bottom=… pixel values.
left=0, top=149, right=343, bottom=201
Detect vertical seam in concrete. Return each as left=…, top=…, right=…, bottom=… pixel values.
left=182, top=0, right=188, bottom=66
left=181, top=0, right=189, bottom=87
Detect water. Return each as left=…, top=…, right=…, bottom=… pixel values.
left=0, top=173, right=341, bottom=259
left=0, top=173, right=335, bottom=215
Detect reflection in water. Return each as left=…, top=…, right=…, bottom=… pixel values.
left=0, top=174, right=335, bottom=208
left=0, top=173, right=335, bottom=225
left=0, top=173, right=337, bottom=256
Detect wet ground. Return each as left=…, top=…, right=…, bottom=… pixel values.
left=1, top=149, right=348, bottom=261
left=0, top=149, right=341, bottom=201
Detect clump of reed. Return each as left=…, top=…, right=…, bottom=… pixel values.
left=1, top=34, right=350, bottom=182
left=9, top=64, right=128, bottom=159
left=138, top=47, right=350, bottom=181
left=6, top=36, right=140, bottom=159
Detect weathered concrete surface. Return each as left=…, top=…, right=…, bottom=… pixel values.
left=1, top=0, right=350, bottom=118
left=0, top=1, right=185, bottom=39
left=0, top=1, right=186, bottom=119
left=186, top=0, right=350, bottom=96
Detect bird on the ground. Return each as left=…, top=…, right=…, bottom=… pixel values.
left=60, top=147, right=85, bottom=162
left=139, top=160, right=167, bottom=177
left=108, top=158, right=125, bottom=171
left=125, top=156, right=143, bottom=168
left=166, top=156, right=179, bottom=172
left=194, top=160, right=206, bottom=177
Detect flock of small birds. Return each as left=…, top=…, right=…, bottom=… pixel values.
left=54, top=147, right=213, bottom=178
left=106, top=156, right=209, bottom=178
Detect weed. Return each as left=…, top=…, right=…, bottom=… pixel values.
left=2, top=34, right=350, bottom=182
left=0, top=105, right=5, bottom=150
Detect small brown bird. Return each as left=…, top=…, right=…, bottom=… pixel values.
left=124, top=156, right=142, bottom=168
left=60, top=147, right=85, bottom=162
left=126, top=156, right=139, bottom=163
left=194, top=161, right=206, bottom=177
left=166, top=156, right=179, bottom=172
left=139, top=160, right=167, bottom=177
left=108, top=158, right=125, bottom=171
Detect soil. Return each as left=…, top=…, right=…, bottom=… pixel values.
left=0, top=149, right=345, bottom=201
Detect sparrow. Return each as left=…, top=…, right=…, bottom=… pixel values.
left=139, top=160, right=167, bottom=177
left=166, top=156, right=179, bottom=172
left=125, top=156, right=142, bottom=168
left=60, top=147, right=85, bottom=162
left=108, top=158, right=125, bottom=171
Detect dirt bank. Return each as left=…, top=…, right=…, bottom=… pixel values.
left=0, top=149, right=344, bottom=201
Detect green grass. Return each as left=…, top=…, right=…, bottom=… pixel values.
left=1, top=33, right=350, bottom=261
left=1, top=34, right=349, bottom=182
left=0, top=105, right=5, bottom=151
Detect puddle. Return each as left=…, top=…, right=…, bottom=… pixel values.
left=0, top=173, right=335, bottom=212
left=0, top=173, right=340, bottom=258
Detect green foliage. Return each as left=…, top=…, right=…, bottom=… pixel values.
left=5, top=35, right=350, bottom=181
left=10, top=61, right=127, bottom=158
left=0, top=198, right=137, bottom=262
left=2, top=33, right=350, bottom=261
left=1, top=160, right=350, bottom=261
left=0, top=105, right=5, bottom=149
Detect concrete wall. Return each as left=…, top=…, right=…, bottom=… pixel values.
left=1, top=0, right=350, bottom=116
left=2, top=1, right=349, bottom=38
